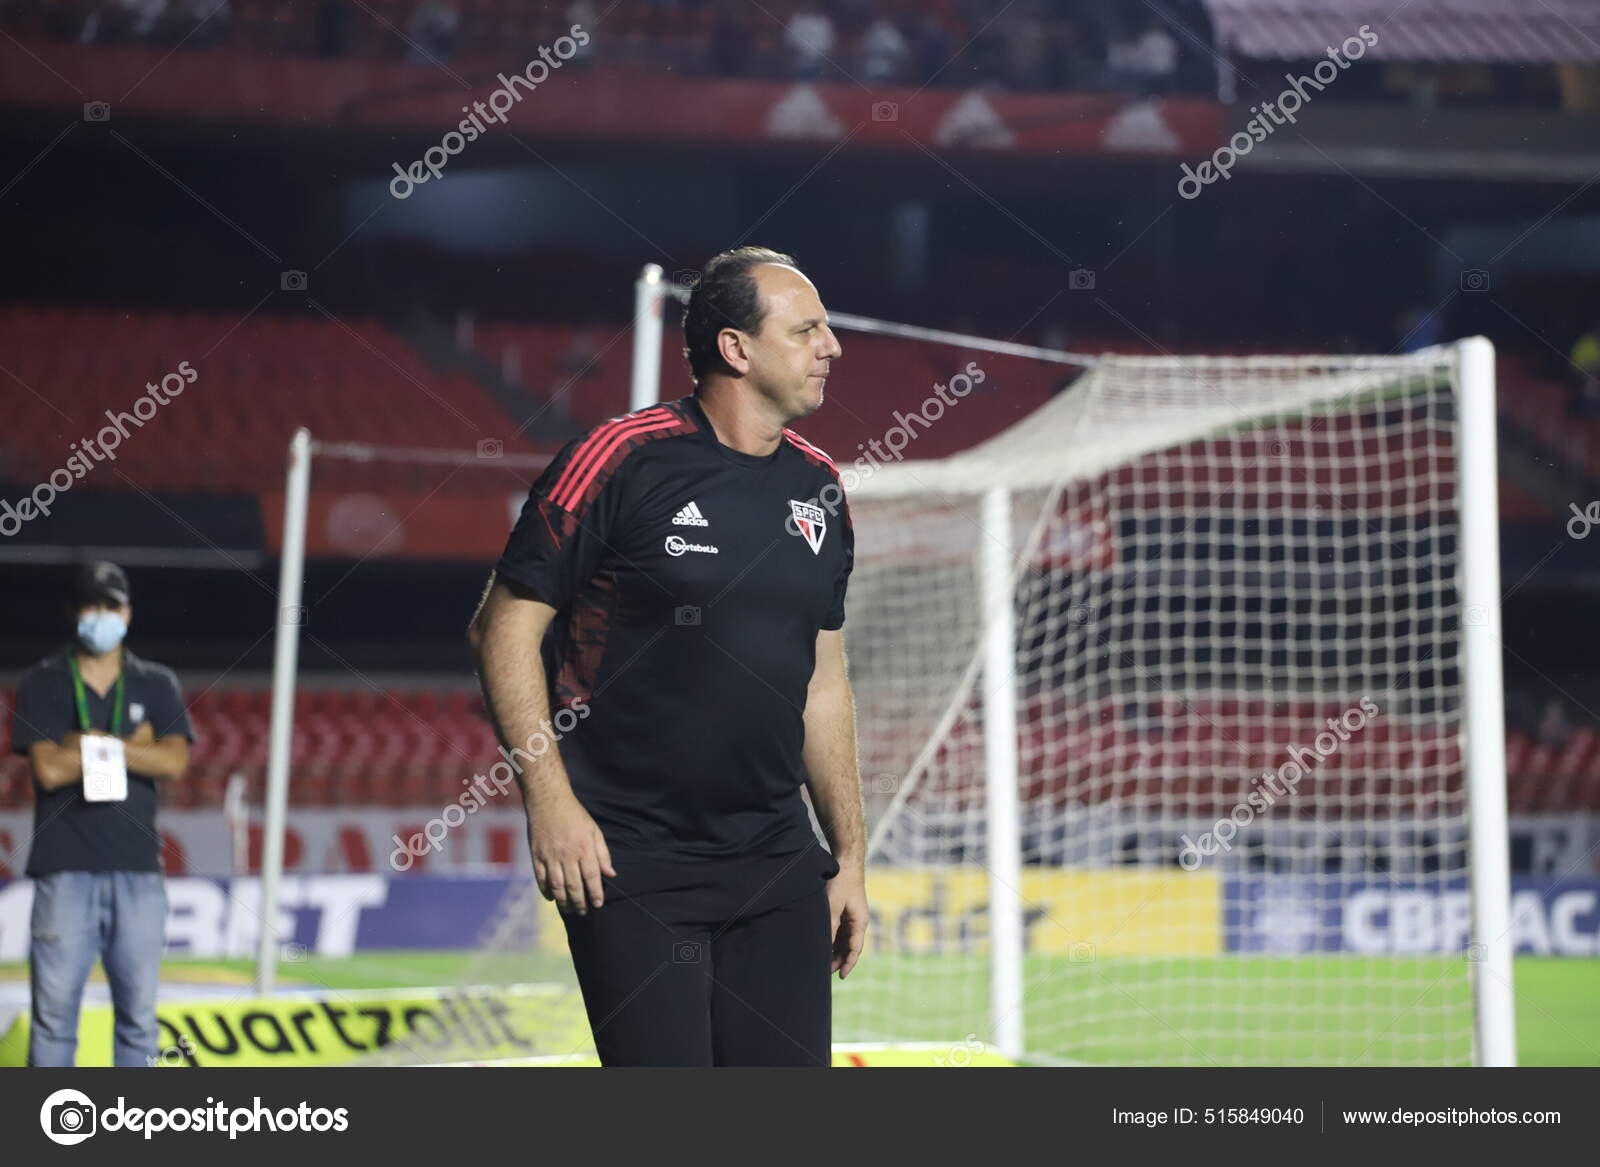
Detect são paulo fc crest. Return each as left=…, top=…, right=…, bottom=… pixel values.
left=788, top=499, right=826, bottom=554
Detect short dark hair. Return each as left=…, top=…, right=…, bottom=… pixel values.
left=681, top=246, right=798, bottom=383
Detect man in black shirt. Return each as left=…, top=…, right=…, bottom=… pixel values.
left=469, top=246, right=868, bottom=1066
left=10, top=562, right=193, bottom=1066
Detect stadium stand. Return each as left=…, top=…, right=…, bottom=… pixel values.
left=3, top=0, right=1218, bottom=95
left=2, top=686, right=1595, bottom=813
left=1498, top=351, right=1600, bottom=485
left=0, top=307, right=547, bottom=494
left=0, top=306, right=1556, bottom=522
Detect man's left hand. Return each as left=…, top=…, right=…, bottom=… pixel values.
left=826, top=866, right=868, bottom=979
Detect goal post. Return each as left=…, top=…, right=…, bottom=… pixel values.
left=1456, top=336, right=1515, bottom=1066
left=979, top=483, right=1025, bottom=1061
left=255, top=427, right=310, bottom=994
left=630, top=263, right=667, bottom=413
left=253, top=434, right=552, bottom=995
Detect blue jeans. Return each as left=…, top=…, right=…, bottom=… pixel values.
left=29, top=871, right=167, bottom=1068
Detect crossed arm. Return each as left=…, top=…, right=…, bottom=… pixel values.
left=28, top=721, right=189, bottom=791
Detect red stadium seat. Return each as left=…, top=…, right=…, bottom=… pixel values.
left=126, top=679, right=1598, bottom=820
left=0, top=307, right=550, bottom=497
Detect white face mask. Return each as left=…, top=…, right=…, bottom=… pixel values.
left=77, top=610, right=127, bottom=655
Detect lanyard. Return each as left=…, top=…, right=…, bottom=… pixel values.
left=68, top=654, right=124, bottom=736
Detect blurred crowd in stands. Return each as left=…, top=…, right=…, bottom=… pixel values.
left=17, top=0, right=1219, bottom=96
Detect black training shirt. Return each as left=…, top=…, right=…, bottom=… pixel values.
left=10, top=649, right=194, bottom=876
left=495, top=394, right=854, bottom=859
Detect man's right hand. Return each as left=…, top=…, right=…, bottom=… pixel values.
left=527, top=790, right=616, bottom=915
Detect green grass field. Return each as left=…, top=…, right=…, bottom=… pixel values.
left=6, top=952, right=1593, bottom=1065
left=834, top=955, right=1600, bottom=1066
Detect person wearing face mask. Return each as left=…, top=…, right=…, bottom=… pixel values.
left=9, top=561, right=193, bottom=1067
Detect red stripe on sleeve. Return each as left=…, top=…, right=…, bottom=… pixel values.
left=547, top=408, right=671, bottom=511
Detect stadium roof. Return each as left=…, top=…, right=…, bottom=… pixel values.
left=1203, top=0, right=1600, bottom=64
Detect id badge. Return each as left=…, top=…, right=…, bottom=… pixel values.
left=81, top=735, right=129, bottom=803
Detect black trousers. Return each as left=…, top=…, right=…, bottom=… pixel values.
left=561, top=845, right=837, bottom=1067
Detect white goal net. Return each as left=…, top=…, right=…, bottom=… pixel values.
left=828, top=344, right=1511, bottom=1065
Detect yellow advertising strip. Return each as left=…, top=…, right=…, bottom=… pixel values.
left=0, top=996, right=1015, bottom=1067
left=846, top=868, right=1220, bottom=958
left=0, top=984, right=590, bottom=1068
left=531, top=868, right=1220, bottom=959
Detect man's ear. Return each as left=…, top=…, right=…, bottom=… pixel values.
left=716, top=328, right=749, bottom=375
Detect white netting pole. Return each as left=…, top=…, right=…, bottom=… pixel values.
left=631, top=263, right=666, bottom=410
left=980, top=485, right=1024, bottom=1060
left=1458, top=336, right=1515, bottom=1066
left=255, top=427, right=310, bottom=995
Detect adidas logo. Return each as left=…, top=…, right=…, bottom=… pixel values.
left=672, top=501, right=709, bottom=527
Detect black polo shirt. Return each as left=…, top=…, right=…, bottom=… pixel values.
left=10, top=649, right=193, bottom=876
left=495, top=394, right=854, bottom=860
